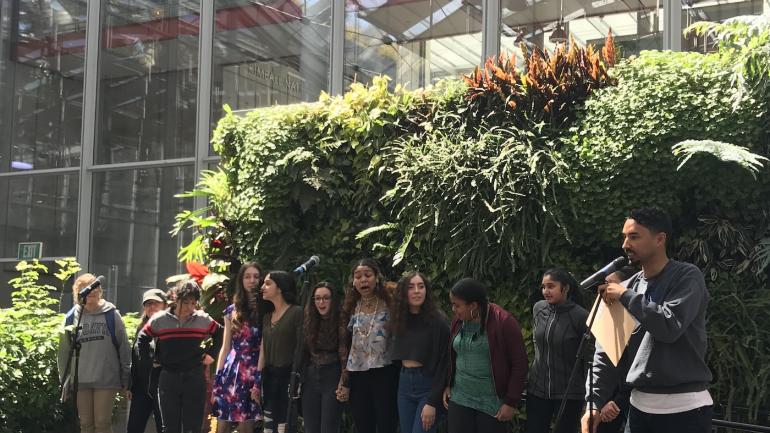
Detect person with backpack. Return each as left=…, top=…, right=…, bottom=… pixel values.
left=526, top=268, right=589, bottom=433
left=57, top=273, right=132, bottom=433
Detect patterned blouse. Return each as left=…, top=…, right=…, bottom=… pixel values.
left=345, top=301, right=391, bottom=372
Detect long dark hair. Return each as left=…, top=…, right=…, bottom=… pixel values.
left=304, top=282, right=340, bottom=353
left=450, top=278, right=489, bottom=335
left=232, top=262, right=264, bottom=328
left=542, top=267, right=582, bottom=304
left=266, top=270, right=298, bottom=305
left=392, top=271, right=442, bottom=336
left=341, top=258, right=394, bottom=324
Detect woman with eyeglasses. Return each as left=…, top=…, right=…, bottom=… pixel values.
left=443, top=278, right=528, bottom=433
left=301, top=282, right=346, bottom=433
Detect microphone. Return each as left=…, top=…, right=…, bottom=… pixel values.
left=580, top=257, right=628, bottom=290
left=79, top=275, right=106, bottom=299
left=293, top=256, right=320, bottom=274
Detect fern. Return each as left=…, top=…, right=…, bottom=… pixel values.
left=673, top=139, right=768, bottom=178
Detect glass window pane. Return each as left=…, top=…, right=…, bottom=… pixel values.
left=210, top=0, right=331, bottom=146
left=344, top=0, right=484, bottom=91
left=0, top=1, right=86, bottom=173
left=501, top=0, right=662, bottom=58
left=90, top=165, right=194, bottom=311
left=683, top=3, right=762, bottom=52
left=0, top=173, right=79, bottom=258
left=96, top=1, right=200, bottom=165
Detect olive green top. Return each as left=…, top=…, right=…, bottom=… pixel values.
left=263, top=305, right=303, bottom=368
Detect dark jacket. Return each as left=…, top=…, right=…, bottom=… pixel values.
left=587, top=260, right=712, bottom=408
left=528, top=300, right=589, bottom=400
left=448, top=303, right=528, bottom=407
left=130, top=317, right=161, bottom=396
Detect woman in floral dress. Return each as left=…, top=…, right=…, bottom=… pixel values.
left=212, top=262, right=266, bottom=433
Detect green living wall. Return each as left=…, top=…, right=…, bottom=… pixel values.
left=179, top=21, right=770, bottom=428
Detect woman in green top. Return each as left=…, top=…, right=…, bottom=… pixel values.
left=443, top=278, right=528, bottom=433
left=256, top=271, right=304, bottom=433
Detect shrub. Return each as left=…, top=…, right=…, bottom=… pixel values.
left=463, top=34, right=616, bottom=130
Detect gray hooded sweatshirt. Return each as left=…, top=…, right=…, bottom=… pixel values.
left=58, top=300, right=131, bottom=391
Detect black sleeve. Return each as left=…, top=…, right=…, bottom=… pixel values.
left=427, top=319, right=451, bottom=407
left=130, top=341, right=140, bottom=391
left=137, top=321, right=155, bottom=362
left=207, top=319, right=224, bottom=359
left=586, top=339, right=620, bottom=411
left=613, top=382, right=632, bottom=413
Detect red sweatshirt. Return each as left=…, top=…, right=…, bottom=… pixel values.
left=448, top=302, right=528, bottom=407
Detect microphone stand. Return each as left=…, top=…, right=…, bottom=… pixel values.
left=59, top=298, right=87, bottom=426
left=553, top=280, right=602, bottom=433
left=285, top=272, right=313, bottom=433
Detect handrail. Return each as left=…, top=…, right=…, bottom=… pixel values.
left=712, top=419, right=770, bottom=433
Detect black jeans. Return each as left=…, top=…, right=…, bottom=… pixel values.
left=301, top=362, right=343, bottom=433
left=625, top=404, right=712, bottom=433
left=447, top=400, right=508, bottom=433
left=349, top=363, right=399, bottom=433
left=525, top=394, right=583, bottom=433
left=263, top=365, right=292, bottom=433
left=126, top=386, right=162, bottom=433
left=158, top=367, right=207, bottom=433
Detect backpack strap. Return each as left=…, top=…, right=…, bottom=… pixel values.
left=64, top=306, right=77, bottom=327
left=104, top=309, right=120, bottom=352
left=66, top=307, right=120, bottom=354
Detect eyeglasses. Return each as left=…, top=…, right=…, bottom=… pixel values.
left=313, top=296, right=332, bottom=303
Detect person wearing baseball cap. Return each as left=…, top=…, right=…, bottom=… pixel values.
left=127, top=288, right=168, bottom=433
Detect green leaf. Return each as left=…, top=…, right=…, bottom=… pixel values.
left=673, top=139, right=768, bottom=178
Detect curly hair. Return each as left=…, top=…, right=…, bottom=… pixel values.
left=232, top=262, right=264, bottom=328
left=391, top=271, right=443, bottom=336
left=340, top=258, right=394, bottom=325
left=177, top=280, right=202, bottom=302
left=71, top=273, right=97, bottom=305
left=304, top=282, right=340, bottom=354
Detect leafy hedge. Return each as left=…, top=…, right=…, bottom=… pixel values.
left=181, top=26, right=770, bottom=427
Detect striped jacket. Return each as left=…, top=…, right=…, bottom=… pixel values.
left=138, top=309, right=223, bottom=372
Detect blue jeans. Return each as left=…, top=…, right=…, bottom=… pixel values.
left=397, top=366, right=442, bottom=433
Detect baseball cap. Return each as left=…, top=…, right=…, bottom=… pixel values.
left=142, top=288, right=167, bottom=305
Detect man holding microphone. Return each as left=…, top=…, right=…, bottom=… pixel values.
left=582, top=207, right=713, bottom=433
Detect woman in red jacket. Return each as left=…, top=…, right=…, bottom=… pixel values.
left=442, top=278, right=528, bottom=433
